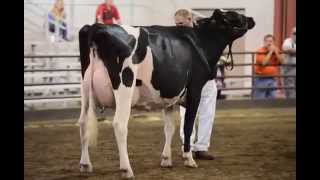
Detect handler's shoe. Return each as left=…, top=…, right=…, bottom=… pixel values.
left=193, top=151, right=215, bottom=160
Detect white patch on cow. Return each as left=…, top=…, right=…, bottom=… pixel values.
left=136, top=47, right=161, bottom=99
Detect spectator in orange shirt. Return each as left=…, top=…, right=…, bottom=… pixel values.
left=254, top=34, right=284, bottom=99
left=96, top=0, right=122, bottom=25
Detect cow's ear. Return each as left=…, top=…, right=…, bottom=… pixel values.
left=212, top=9, right=223, bottom=21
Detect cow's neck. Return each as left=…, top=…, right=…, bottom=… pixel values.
left=195, top=28, right=230, bottom=71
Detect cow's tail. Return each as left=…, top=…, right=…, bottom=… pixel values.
left=85, top=48, right=98, bottom=147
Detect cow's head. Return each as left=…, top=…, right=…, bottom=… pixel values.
left=196, top=9, right=255, bottom=69
left=197, top=9, right=255, bottom=41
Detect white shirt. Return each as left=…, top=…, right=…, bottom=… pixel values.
left=282, top=38, right=296, bottom=64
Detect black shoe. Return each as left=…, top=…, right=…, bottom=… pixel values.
left=193, top=151, right=215, bottom=160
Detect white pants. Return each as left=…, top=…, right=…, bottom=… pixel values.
left=180, top=80, right=218, bottom=151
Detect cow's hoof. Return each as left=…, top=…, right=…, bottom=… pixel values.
left=80, top=164, right=93, bottom=173
left=183, top=159, right=198, bottom=168
left=160, top=156, right=173, bottom=168
left=120, top=169, right=134, bottom=179
left=182, top=151, right=198, bottom=168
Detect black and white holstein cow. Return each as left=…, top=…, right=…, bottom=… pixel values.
left=78, top=9, right=255, bottom=178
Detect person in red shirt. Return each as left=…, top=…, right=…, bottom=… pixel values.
left=254, top=34, right=284, bottom=99
left=96, top=0, right=122, bottom=25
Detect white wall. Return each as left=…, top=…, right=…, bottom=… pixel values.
left=147, top=0, right=275, bottom=52
left=26, top=0, right=274, bottom=51
left=25, top=0, right=276, bottom=103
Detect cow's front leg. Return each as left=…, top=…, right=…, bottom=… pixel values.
left=112, top=84, right=136, bottom=178
left=182, top=89, right=201, bottom=168
left=161, top=107, right=176, bottom=168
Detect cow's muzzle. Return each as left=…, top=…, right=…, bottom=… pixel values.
left=247, top=17, right=255, bottom=29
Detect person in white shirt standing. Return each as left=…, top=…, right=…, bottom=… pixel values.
left=174, top=8, right=217, bottom=160
left=282, top=27, right=296, bottom=99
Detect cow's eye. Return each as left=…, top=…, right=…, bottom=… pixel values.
left=230, top=19, right=242, bottom=27
left=222, top=18, right=229, bottom=24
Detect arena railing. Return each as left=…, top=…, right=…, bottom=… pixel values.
left=24, top=52, right=296, bottom=100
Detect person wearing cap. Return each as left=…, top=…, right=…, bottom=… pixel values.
left=174, top=8, right=217, bottom=160
left=281, top=27, right=296, bottom=99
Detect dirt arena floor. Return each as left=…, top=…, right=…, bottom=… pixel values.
left=24, top=107, right=295, bottom=180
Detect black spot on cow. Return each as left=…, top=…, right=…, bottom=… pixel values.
left=132, top=28, right=148, bottom=64
left=135, top=79, right=142, bottom=86
left=122, top=67, right=134, bottom=87
left=112, top=71, right=122, bottom=89
left=107, top=56, right=124, bottom=90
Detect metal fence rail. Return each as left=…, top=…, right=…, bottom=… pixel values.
left=24, top=52, right=296, bottom=100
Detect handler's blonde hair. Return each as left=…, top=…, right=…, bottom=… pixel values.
left=174, top=8, right=193, bottom=19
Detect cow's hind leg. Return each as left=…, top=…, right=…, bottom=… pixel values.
left=112, top=64, right=138, bottom=178
left=161, top=107, right=176, bottom=168
left=78, top=82, right=93, bottom=172
left=79, top=122, right=93, bottom=173
left=113, top=88, right=135, bottom=178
